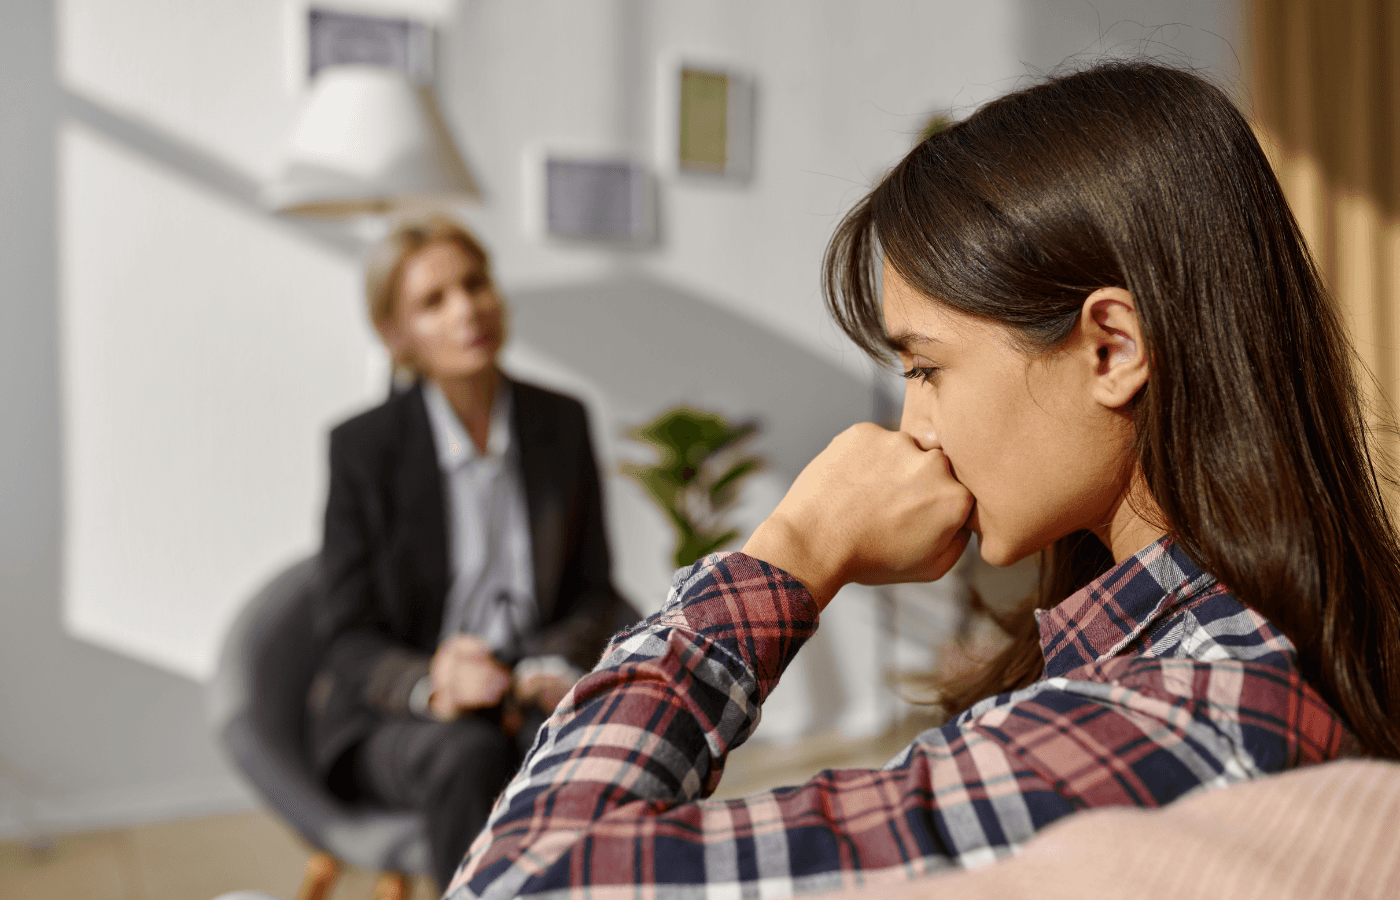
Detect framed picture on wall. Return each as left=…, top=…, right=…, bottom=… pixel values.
left=282, top=0, right=452, bottom=91
left=656, top=55, right=755, bottom=183
left=522, top=145, right=656, bottom=245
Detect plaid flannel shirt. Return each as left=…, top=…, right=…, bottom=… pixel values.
left=449, top=537, right=1351, bottom=899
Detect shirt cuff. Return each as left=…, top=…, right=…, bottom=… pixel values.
left=407, top=674, right=435, bottom=718
left=662, top=550, right=820, bottom=704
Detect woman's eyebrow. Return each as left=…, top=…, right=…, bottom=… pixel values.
left=883, top=329, right=941, bottom=352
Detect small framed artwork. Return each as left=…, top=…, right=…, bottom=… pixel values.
left=307, top=7, right=433, bottom=81
left=523, top=146, right=656, bottom=245
left=657, top=57, right=755, bottom=183
left=283, top=1, right=446, bottom=92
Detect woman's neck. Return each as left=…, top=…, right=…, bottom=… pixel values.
left=1094, top=469, right=1169, bottom=563
left=434, top=368, right=500, bottom=454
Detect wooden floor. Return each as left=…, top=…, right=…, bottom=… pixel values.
left=0, top=719, right=938, bottom=900
left=0, top=811, right=436, bottom=900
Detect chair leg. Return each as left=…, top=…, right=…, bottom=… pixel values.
left=296, top=851, right=340, bottom=900
left=373, top=871, right=410, bottom=900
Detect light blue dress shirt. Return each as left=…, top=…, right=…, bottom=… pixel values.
left=421, top=378, right=537, bottom=658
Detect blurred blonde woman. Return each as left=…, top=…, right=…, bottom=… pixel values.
left=305, top=216, right=630, bottom=891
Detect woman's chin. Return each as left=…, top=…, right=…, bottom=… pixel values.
left=976, top=532, right=1028, bottom=568
left=434, top=349, right=499, bottom=380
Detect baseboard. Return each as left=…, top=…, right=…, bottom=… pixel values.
left=0, top=772, right=257, bottom=841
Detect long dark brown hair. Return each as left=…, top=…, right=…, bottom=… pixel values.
left=824, top=60, right=1400, bottom=758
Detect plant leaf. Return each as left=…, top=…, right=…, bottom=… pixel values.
left=626, top=406, right=763, bottom=569
left=664, top=504, right=695, bottom=540
left=708, top=457, right=760, bottom=504
left=621, top=464, right=681, bottom=510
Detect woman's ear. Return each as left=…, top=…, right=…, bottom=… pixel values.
left=376, top=315, right=403, bottom=354
left=376, top=318, right=415, bottom=375
left=1079, top=287, right=1148, bottom=409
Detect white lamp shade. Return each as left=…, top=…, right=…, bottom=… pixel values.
left=265, top=65, right=480, bottom=215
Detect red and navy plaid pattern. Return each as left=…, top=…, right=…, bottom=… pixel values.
left=448, top=539, right=1351, bottom=899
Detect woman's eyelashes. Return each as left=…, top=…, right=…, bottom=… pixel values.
left=901, top=365, right=942, bottom=386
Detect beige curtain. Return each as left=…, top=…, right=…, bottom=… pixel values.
left=1252, top=0, right=1400, bottom=453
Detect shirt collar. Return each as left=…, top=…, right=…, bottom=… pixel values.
left=422, top=376, right=513, bottom=472
left=1038, top=536, right=1218, bottom=678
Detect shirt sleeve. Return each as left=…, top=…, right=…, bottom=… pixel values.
left=447, top=553, right=1318, bottom=900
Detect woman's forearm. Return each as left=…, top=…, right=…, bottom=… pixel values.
left=451, top=552, right=818, bottom=897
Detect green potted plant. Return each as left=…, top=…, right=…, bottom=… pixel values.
left=622, top=407, right=763, bottom=568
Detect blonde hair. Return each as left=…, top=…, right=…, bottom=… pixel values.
left=364, top=215, right=492, bottom=375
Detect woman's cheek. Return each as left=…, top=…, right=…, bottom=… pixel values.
left=409, top=314, right=436, bottom=341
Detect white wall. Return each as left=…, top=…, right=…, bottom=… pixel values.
left=2, top=0, right=1243, bottom=836
left=1015, top=0, right=1245, bottom=94
left=1, top=0, right=256, bottom=840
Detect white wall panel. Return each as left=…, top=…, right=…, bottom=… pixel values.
left=59, top=121, right=374, bottom=681
left=59, top=0, right=298, bottom=181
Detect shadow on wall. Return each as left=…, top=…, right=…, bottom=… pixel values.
left=507, top=272, right=875, bottom=481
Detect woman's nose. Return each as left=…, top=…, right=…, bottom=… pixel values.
left=444, top=287, right=477, bottom=322
left=909, top=428, right=941, bottom=451
left=899, top=396, right=940, bottom=451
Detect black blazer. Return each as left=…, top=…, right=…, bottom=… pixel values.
left=306, top=376, right=629, bottom=779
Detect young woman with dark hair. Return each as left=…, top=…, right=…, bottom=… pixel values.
left=447, top=61, right=1398, bottom=899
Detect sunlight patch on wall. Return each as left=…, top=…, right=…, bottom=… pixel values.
left=59, top=120, right=375, bottom=681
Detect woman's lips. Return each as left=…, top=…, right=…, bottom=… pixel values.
left=449, top=332, right=496, bottom=349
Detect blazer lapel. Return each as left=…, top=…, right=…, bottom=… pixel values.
left=513, top=379, right=563, bottom=623
left=394, top=383, right=450, bottom=644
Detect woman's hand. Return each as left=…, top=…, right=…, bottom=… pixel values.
left=428, top=633, right=512, bottom=720
left=742, top=423, right=974, bottom=610
left=513, top=671, right=573, bottom=714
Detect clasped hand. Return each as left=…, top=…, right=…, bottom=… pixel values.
left=427, top=634, right=574, bottom=723
left=427, top=633, right=510, bottom=721
left=743, top=423, right=974, bottom=610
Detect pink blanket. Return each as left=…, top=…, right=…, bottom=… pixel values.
left=829, top=760, right=1400, bottom=900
